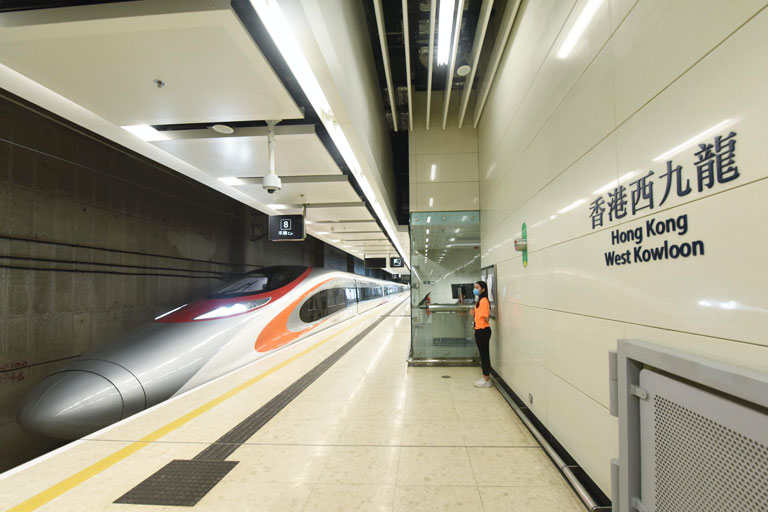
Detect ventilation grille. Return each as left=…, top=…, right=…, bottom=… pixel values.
left=652, top=395, right=768, bottom=511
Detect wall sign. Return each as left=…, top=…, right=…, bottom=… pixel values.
left=588, top=131, right=740, bottom=267
left=268, top=214, right=305, bottom=241
left=390, top=257, right=404, bottom=268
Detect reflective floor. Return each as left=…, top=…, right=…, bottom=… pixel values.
left=0, top=300, right=583, bottom=511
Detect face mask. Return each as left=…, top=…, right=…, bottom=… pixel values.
left=473, top=288, right=480, bottom=296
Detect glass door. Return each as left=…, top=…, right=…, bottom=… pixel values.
left=409, top=211, right=481, bottom=364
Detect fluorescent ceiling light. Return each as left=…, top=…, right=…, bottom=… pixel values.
left=454, top=228, right=460, bottom=233
left=437, top=0, right=456, bottom=65
left=653, top=119, right=732, bottom=162
left=430, top=164, right=437, bottom=181
left=121, top=124, right=168, bottom=141
left=429, top=197, right=434, bottom=207
left=557, top=198, right=587, bottom=214
left=427, top=216, right=432, bottom=223
left=557, top=0, right=604, bottom=59
left=426, top=229, right=430, bottom=234
left=219, top=177, right=245, bottom=186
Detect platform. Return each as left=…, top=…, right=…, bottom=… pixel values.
left=0, top=300, right=583, bottom=511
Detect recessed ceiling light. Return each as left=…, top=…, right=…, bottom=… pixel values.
left=212, top=124, right=235, bottom=135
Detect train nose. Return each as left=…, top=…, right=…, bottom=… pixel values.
left=17, top=371, right=124, bottom=440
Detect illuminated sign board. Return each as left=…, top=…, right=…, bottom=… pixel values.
left=390, top=257, right=404, bottom=268
left=268, top=215, right=305, bottom=241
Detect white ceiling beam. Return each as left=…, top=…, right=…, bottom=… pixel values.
left=274, top=201, right=366, bottom=209
left=372, top=0, right=399, bottom=131
left=457, top=0, right=493, bottom=129
left=472, top=0, right=522, bottom=128
left=425, top=0, right=436, bottom=130
left=441, top=0, right=465, bottom=130
left=402, top=0, right=413, bottom=131
left=158, top=123, right=315, bottom=140
left=233, top=175, right=348, bottom=184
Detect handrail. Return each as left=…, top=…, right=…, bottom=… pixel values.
left=426, top=304, right=474, bottom=312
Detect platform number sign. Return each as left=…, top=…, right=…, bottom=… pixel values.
left=390, top=257, right=404, bottom=268
left=269, top=214, right=306, bottom=241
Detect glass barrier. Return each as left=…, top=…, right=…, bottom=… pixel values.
left=409, top=211, right=481, bottom=364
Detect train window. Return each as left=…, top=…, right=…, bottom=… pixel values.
left=300, top=287, right=352, bottom=323
left=210, top=266, right=306, bottom=298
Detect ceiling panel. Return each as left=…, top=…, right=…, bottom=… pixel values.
left=306, top=206, right=373, bottom=223
left=327, top=233, right=387, bottom=241
left=152, top=132, right=341, bottom=178
left=0, top=1, right=302, bottom=125
left=237, top=182, right=360, bottom=205
left=309, top=221, right=381, bottom=231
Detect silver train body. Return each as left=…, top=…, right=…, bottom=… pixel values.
left=18, top=266, right=407, bottom=440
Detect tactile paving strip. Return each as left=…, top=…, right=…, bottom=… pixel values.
left=115, top=300, right=403, bottom=506
left=114, top=459, right=237, bottom=506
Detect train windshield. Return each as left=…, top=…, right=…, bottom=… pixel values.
left=210, top=266, right=306, bottom=298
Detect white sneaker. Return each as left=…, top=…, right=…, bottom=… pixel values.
left=474, top=378, right=491, bottom=388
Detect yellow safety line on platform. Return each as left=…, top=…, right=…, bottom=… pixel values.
left=5, top=306, right=393, bottom=512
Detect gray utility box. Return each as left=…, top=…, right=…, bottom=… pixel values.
left=609, top=340, right=768, bottom=512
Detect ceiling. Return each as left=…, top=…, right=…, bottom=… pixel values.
left=363, top=0, right=517, bottom=131
left=0, top=0, right=408, bottom=274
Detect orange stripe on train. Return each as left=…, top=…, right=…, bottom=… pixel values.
left=254, top=278, right=334, bottom=352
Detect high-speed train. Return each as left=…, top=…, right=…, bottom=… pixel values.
left=18, top=266, right=408, bottom=440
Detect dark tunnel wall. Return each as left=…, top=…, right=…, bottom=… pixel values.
left=0, top=89, right=380, bottom=470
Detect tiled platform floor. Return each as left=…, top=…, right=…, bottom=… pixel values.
left=0, top=300, right=584, bottom=511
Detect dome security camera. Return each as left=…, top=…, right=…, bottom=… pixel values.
left=263, top=173, right=282, bottom=194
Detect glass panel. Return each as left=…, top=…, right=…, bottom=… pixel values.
left=409, top=211, right=481, bottom=362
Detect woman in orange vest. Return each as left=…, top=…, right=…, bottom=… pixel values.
left=472, top=280, right=492, bottom=388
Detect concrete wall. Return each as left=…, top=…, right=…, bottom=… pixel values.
left=0, top=89, right=327, bottom=470
left=478, top=0, right=768, bottom=495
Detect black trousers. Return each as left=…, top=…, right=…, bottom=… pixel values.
left=474, top=327, right=492, bottom=376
